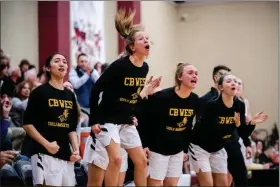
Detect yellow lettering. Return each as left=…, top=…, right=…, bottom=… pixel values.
left=53, top=99, right=59, bottom=107
left=219, top=117, right=225, bottom=124
left=226, top=117, right=234, bottom=124
left=129, top=78, right=134, bottom=86
left=124, top=78, right=129, bottom=86
left=48, top=99, right=53, bottom=107
left=59, top=100, right=65, bottom=108
left=124, top=77, right=146, bottom=87
left=223, top=135, right=232, bottom=139
left=169, top=108, right=179, bottom=116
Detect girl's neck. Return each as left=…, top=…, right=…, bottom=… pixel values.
left=214, top=83, right=220, bottom=94
left=222, top=93, right=234, bottom=108
left=175, top=85, right=191, bottom=99
left=129, top=53, right=145, bottom=67
left=49, top=78, right=64, bottom=90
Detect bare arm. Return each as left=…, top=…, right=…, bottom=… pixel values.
left=68, top=131, right=79, bottom=153
left=23, top=124, right=49, bottom=148
left=244, top=99, right=253, bottom=123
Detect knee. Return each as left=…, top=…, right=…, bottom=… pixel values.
left=109, top=156, right=122, bottom=167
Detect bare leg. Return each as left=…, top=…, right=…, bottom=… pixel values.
left=163, top=177, right=180, bottom=186
left=87, top=164, right=105, bottom=186
left=117, top=172, right=126, bottom=186
left=104, top=140, right=122, bottom=186
left=147, top=176, right=162, bottom=186
left=212, top=173, right=228, bottom=187
left=126, top=147, right=147, bottom=186
left=196, top=169, right=214, bottom=186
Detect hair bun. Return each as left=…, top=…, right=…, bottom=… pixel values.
left=177, top=62, right=183, bottom=67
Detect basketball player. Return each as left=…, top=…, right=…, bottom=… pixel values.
left=137, top=63, right=199, bottom=186
left=199, top=66, right=258, bottom=186
left=189, top=74, right=268, bottom=186
left=227, top=77, right=253, bottom=186
left=23, top=53, right=81, bottom=186
left=85, top=9, right=161, bottom=186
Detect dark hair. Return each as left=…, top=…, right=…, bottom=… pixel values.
left=175, top=62, right=191, bottom=88
left=28, top=64, right=35, bottom=70
left=101, top=63, right=109, bottom=74
left=212, top=65, right=231, bottom=82
left=94, top=62, right=102, bottom=70
left=44, top=53, right=65, bottom=81
left=37, top=69, right=45, bottom=78
left=115, top=9, right=145, bottom=55
left=19, top=59, right=30, bottom=69
left=16, top=80, right=31, bottom=99
left=77, top=53, right=87, bottom=62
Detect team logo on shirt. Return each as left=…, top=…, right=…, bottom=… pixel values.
left=131, top=87, right=141, bottom=99
left=58, top=109, right=69, bottom=122
left=120, top=86, right=143, bottom=104
left=177, top=117, right=188, bottom=127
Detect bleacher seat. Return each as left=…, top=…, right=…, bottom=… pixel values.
left=74, top=162, right=88, bottom=186
left=0, top=164, right=24, bottom=186
left=14, top=160, right=33, bottom=186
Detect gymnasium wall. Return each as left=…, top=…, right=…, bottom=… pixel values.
left=103, top=1, right=118, bottom=64
left=177, top=1, right=278, bottom=131
left=1, top=1, right=39, bottom=68
left=141, top=1, right=180, bottom=88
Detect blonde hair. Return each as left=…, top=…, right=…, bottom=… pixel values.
left=115, top=9, right=145, bottom=55
left=175, top=62, right=191, bottom=88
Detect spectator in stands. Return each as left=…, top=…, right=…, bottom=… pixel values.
left=0, top=151, right=17, bottom=169
left=94, top=62, right=102, bottom=76
left=258, top=146, right=278, bottom=169
left=24, top=67, right=41, bottom=90
left=10, top=81, right=31, bottom=127
left=1, top=66, right=22, bottom=98
left=0, top=92, right=26, bottom=151
left=0, top=57, right=11, bottom=98
left=69, top=53, right=99, bottom=113
left=17, top=59, right=30, bottom=84
left=0, top=94, right=13, bottom=150
left=37, top=68, right=47, bottom=84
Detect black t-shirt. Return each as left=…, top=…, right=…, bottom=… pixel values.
left=191, top=95, right=252, bottom=152
left=89, top=55, right=149, bottom=126
left=137, top=87, right=199, bottom=155
left=198, top=87, right=255, bottom=147
left=23, top=83, right=78, bottom=161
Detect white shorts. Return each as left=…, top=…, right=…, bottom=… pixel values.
left=83, top=136, right=128, bottom=172
left=97, top=123, right=142, bottom=149
left=31, top=153, right=76, bottom=186
left=148, top=151, right=184, bottom=180
left=188, top=143, right=228, bottom=174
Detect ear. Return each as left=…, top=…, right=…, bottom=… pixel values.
left=214, top=74, right=219, bottom=82
left=129, top=44, right=135, bottom=52
left=45, top=66, right=50, bottom=72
